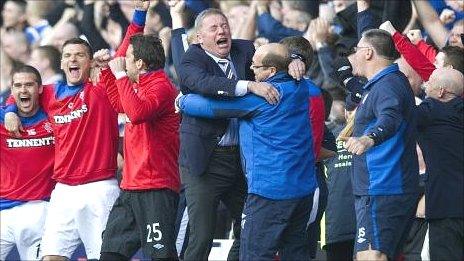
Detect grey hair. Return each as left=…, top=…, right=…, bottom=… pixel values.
left=194, top=8, right=228, bottom=30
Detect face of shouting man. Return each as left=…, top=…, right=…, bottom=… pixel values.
left=61, top=43, right=92, bottom=86
left=196, top=13, right=232, bottom=59
left=11, top=71, right=43, bottom=117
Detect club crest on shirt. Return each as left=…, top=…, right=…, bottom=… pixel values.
left=43, top=122, right=53, bottom=133
left=26, top=129, right=37, bottom=136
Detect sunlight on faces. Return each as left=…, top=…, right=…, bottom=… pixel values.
left=197, top=14, right=232, bottom=59
left=61, top=44, right=92, bottom=86
left=12, top=73, right=43, bottom=117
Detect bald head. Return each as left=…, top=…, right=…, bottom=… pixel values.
left=256, top=43, right=291, bottom=72
left=434, top=68, right=463, bottom=96
left=251, top=43, right=290, bottom=81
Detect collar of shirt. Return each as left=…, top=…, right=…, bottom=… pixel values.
left=204, top=50, right=232, bottom=68
left=363, top=63, right=399, bottom=90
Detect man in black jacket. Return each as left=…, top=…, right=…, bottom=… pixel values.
left=417, top=67, right=464, bottom=260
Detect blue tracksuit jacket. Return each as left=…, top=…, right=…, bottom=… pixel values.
left=352, top=64, right=419, bottom=196
left=179, top=72, right=317, bottom=200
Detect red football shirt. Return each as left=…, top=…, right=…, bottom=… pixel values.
left=1, top=109, right=55, bottom=200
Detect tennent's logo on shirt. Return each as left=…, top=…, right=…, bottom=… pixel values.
left=53, top=104, right=88, bottom=124
left=6, top=136, right=55, bottom=148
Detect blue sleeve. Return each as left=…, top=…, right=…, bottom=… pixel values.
left=257, top=13, right=304, bottom=43
left=179, top=93, right=265, bottom=119
left=357, top=9, right=377, bottom=40
left=3, top=104, right=18, bottom=113
left=365, top=85, right=404, bottom=144
left=0, top=104, right=17, bottom=123
left=185, top=0, right=210, bottom=15
left=171, top=28, right=189, bottom=76
left=133, top=10, right=147, bottom=26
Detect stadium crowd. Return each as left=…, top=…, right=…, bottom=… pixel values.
left=0, top=0, right=463, bottom=260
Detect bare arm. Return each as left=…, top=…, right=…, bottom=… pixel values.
left=412, top=0, right=449, bottom=48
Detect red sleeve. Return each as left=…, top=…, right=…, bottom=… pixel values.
left=393, top=32, right=436, bottom=81
left=416, top=39, right=438, bottom=64
left=309, top=95, right=325, bottom=160
left=101, top=22, right=144, bottom=112
left=115, top=22, right=144, bottom=57
left=115, top=75, right=166, bottom=124
left=99, top=69, right=124, bottom=113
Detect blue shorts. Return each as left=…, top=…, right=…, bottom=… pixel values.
left=354, top=194, right=417, bottom=258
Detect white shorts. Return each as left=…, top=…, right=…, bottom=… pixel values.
left=0, top=200, right=48, bottom=260
left=40, top=179, right=120, bottom=259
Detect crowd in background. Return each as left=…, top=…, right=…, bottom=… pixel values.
left=0, top=0, right=463, bottom=260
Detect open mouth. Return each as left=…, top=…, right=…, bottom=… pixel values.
left=217, top=38, right=229, bottom=47
left=69, top=65, right=81, bottom=78
left=18, top=96, right=32, bottom=107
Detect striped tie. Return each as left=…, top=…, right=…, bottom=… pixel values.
left=218, top=59, right=237, bottom=80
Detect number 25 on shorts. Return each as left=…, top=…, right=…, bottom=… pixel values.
left=146, top=222, right=163, bottom=242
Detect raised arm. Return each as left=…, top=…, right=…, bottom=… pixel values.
left=412, top=0, right=449, bottom=49
left=114, top=0, right=149, bottom=57
left=380, top=21, right=435, bottom=81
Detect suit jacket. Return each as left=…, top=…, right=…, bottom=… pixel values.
left=177, top=39, right=255, bottom=176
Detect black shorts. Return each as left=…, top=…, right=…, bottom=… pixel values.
left=101, top=189, right=179, bottom=259
left=429, top=218, right=464, bottom=260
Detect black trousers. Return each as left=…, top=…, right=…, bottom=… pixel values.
left=181, top=147, right=247, bottom=261
left=429, top=218, right=464, bottom=261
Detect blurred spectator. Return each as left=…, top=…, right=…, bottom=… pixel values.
left=28, top=45, right=63, bottom=85
left=1, top=30, right=30, bottom=64
left=1, top=0, right=27, bottom=32
left=25, top=0, right=53, bottom=45
left=413, top=0, right=464, bottom=49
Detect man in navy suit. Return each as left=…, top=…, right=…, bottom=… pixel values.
left=176, top=8, right=283, bottom=261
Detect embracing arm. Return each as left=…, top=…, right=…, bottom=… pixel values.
left=179, top=93, right=264, bottom=119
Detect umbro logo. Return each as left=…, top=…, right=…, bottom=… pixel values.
left=357, top=227, right=366, bottom=244
left=153, top=243, right=164, bottom=250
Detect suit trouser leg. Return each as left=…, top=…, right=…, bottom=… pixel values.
left=181, top=149, right=246, bottom=261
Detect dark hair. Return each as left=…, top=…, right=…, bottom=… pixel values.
left=442, top=46, right=464, bottom=74
left=130, top=34, right=165, bottom=71
left=11, top=65, right=42, bottom=86
left=279, top=36, right=314, bottom=73
left=362, top=29, right=399, bottom=60
left=61, top=38, right=93, bottom=58
left=36, top=45, right=62, bottom=73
